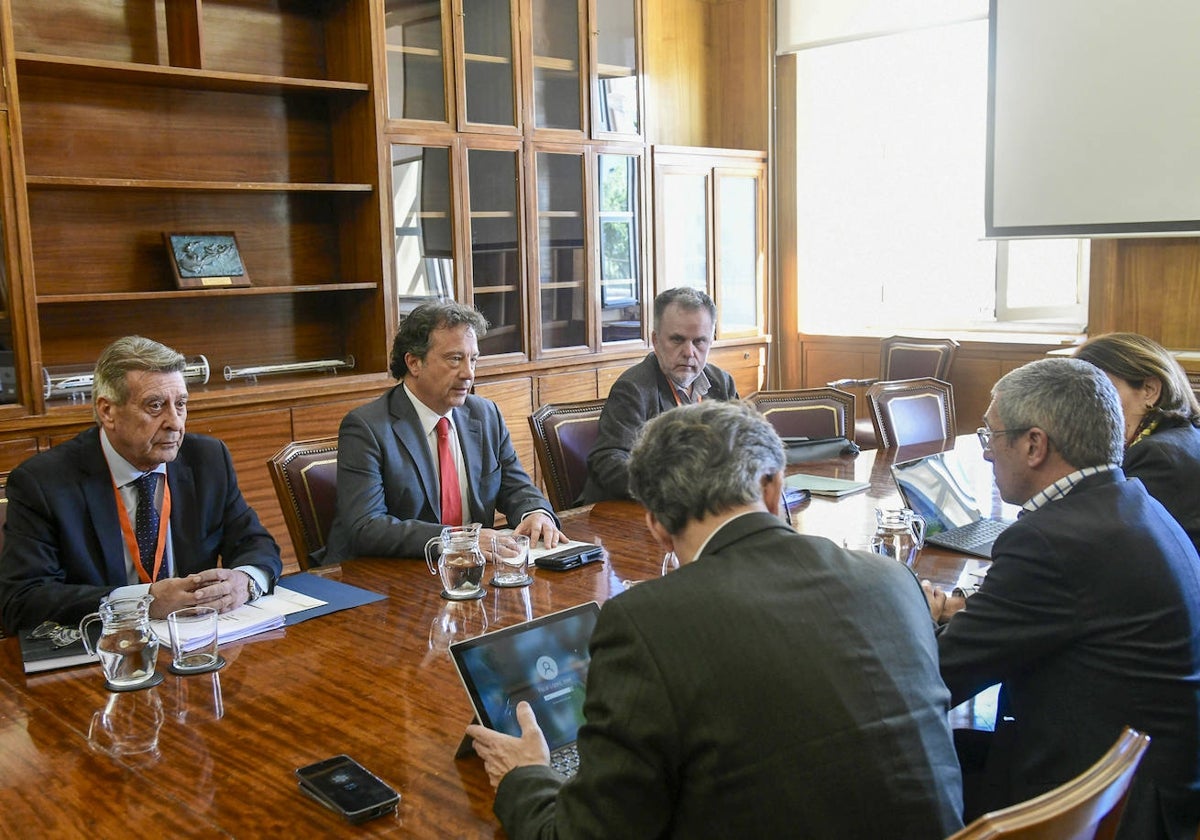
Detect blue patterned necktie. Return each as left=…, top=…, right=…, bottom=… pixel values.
left=134, top=472, right=160, bottom=579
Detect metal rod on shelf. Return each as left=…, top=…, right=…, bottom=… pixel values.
left=44, top=355, right=211, bottom=401
left=223, top=356, right=355, bottom=382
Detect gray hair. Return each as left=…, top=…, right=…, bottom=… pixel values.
left=629, top=400, right=785, bottom=535
left=992, top=357, right=1123, bottom=467
left=93, top=336, right=186, bottom=408
left=389, top=302, right=489, bottom=379
left=652, top=287, right=716, bottom=332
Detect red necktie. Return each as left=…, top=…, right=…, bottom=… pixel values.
left=436, top=417, right=462, bottom=526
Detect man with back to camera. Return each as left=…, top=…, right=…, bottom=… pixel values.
left=923, top=358, right=1200, bottom=839
left=321, top=302, right=564, bottom=565
left=468, top=400, right=965, bottom=839
left=578, top=286, right=738, bottom=505
left=0, top=335, right=282, bottom=635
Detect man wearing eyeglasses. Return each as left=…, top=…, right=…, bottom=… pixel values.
left=924, top=358, right=1200, bottom=840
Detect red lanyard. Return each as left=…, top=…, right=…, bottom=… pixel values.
left=112, top=474, right=172, bottom=584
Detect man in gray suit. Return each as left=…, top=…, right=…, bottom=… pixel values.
left=322, top=303, right=563, bottom=564
left=468, top=400, right=964, bottom=839
left=579, top=287, right=739, bottom=504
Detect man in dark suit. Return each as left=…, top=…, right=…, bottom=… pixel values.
left=0, top=336, right=281, bottom=635
left=578, top=287, right=738, bottom=504
left=924, top=358, right=1200, bottom=840
left=322, top=303, right=562, bottom=564
left=468, top=400, right=964, bottom=839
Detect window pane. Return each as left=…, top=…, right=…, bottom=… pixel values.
left=468, top=148, right=522, bottom=355
left=599, top=154, right=642, bottom=342
left=594, top=0, right=640, bottom=134
left=717, top=175, right=759, bottom=333
left=385, top=0, right=446, bottom=122
left=536, top=152, right=586, bottom=350
left=392, top=145, right=453, bottom=309
left=794, top=22, right=992, bottom=332
left=531, top=0, right=581, bottom=130
left=462, top=0, right=516, bottom=126
left=1004, top=239, right=1082, bottom=309
left=660, top=172, right=708, bottom=291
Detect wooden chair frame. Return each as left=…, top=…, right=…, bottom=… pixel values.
left=747, top=387, right=855, bottom=440
left=267, top=437, right=339, bottom=570
left=866, top=377, right=957, bottom=449
left=528, top=400, right=607, bottom=511
left=948, top=726, right=1150, bottom=840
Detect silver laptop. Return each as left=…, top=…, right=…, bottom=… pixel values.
left=450, top=602, right=600, bottom=778
left=890, top=450, right=1017, bottom=558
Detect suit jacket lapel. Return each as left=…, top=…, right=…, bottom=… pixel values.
left=79, top=431, right=131, bottom=584
left=453, top=404, right=485, bottom=522
left=389, top=388, right=442, bottom=519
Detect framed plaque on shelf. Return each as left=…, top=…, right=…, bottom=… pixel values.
left=164, top=232, right=251, bottom=289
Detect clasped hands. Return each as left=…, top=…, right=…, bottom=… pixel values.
left=920, top=580, right=967, bottom=625
left=147, top=568, right=256, bottom=619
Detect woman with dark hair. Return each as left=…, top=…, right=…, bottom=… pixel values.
left=1076, top=332, right=1200, bottom=553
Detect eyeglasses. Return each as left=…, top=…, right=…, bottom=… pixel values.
left=976, top=426, right=1033, bottom=450
left=29, top=620, right=83, bottom=648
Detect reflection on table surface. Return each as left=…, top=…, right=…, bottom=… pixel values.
left=0, top=435, right=995, bottom=836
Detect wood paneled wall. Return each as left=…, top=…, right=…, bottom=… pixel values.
left=795, top=335, right=1064, bottom=436
left=644, top=0, right=770, bottom=149
left=1090, top=238, right=1200, bottom=348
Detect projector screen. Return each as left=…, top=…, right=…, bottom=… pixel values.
left=986, top=0, right=1200, bottom=237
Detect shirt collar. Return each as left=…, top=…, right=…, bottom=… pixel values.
left=402, top=382, right=453, bottom=438
left=1023, top=464, right=1118, bottom=514
left=99, top=428, right=167, bottom=488
left=692, top=510, right=762, bottom=562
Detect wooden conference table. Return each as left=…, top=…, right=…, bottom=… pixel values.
left=0, top=435, right=1000, bottom=837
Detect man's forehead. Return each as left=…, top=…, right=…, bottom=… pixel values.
left=126, top=369, right=187, bottom=398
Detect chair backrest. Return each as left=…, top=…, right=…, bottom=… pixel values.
left=866, top=377, right=957, bottom=448
left=267, top=437, right=339, bottom=570
left=0, top=473, right=6, bottom=639
left=747, top=388, right=855, bottom=440
left=528, top=400, right=606, bottom=511
left=947, top=726, right=1150, bottom=840
left=881, top=335, right=959, bottom=381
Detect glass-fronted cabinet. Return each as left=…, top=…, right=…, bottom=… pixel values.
left=655, top=165, right=709, bottom=292
left=533, top=149, right=587, bottom=352
left=528, top=0, right=585, bottom=133
left=592, top=0, right=642, bottom=137
left=654, top=149, right=765, bottom=338
left=0, top=116, right=22, bottom=407
left=391, top=143, right=455, bottom=310
left=466, top=145, right=525, bottom=356
left=597, top=152, right=643, bottom=343
left=385, top=0, right=452, bottom=124
left=456, top=0, right=520, bottom=131
left=714, top=169, right=763, bottom=336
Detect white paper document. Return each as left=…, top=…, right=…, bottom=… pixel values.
left=151, top=585, right=326, bottom=646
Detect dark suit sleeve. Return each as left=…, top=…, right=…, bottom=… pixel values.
left=494, top=597, right=676, bottom=840
left=937, top=523, right=1081, bottom=706
left=585, top=378, right=651, bottom=501
left=0, top=465, right=115, bottom=633
left=205, top=439, right=282, bottom=586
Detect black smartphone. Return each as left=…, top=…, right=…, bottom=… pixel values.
left=534, top=544, right=604, bottom=571
left=295, top=755, right=399, bottom=824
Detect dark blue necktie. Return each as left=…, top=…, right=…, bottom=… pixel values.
left=134, top=472, right=160, bottom=578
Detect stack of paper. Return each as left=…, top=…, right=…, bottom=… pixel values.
left=149, top=585, right=326, bottom=647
